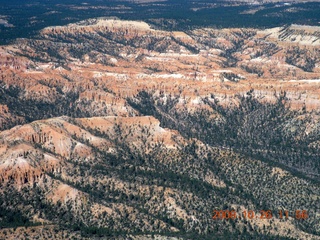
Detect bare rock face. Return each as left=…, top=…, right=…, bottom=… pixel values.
left=0, top=19, right=319, bottom=239
left=0, top=116, right=182, bottom=186
left=0, top=114, right=319, bottom=239
left=0, top=19, right=320, bottom=134
left=0, top=116, right=194, bottom=235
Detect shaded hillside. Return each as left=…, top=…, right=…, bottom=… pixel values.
left=0, top=116, right=319, bottom=239
left=0, top=18, right=319, bottom=239
left=128, top=90, right=320, bottom=180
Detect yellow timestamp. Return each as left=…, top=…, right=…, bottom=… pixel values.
left=212, top=210, right=308, bottom=220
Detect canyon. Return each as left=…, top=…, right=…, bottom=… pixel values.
left=0, top=18, right=319, bottom=239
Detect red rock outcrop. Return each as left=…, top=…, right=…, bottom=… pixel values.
left=0, top=115, right=183, bottom=186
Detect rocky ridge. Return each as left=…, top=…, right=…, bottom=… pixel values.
left=0, top=116, right=319, bottom=239
left=0, top=18, right=320, bottom=239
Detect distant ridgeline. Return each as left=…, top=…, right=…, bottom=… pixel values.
left=0, top=0, right=320, bottom=44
